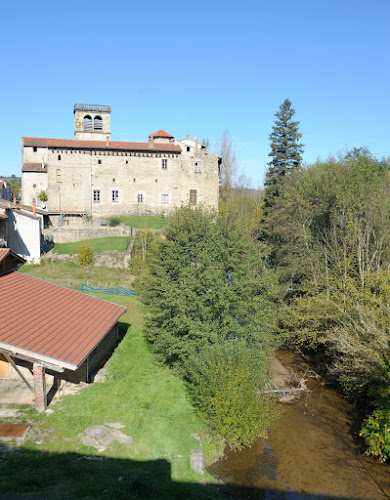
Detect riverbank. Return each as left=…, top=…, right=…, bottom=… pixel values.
left=209, top=349, right=390, bottom=500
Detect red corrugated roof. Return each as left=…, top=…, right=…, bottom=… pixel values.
left=0, top=272, right=126, bottom=368
left=148, top=130, right=174, bottom=139
left=22, top=137, right=181, bottom=153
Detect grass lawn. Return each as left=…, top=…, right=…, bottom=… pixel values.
left=19, top=260, right=135, bottom=291
left=109, top=215, right=168, bottom=230
left=52, top=236, right=130, bottom=255
left=0, top=268, right=224, bottom=499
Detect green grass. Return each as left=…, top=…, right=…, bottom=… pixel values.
left=0, top=269, right=224, bottom=499
left=52, top=236, right=130, bottom=255
left=109, top=215, right=168, bottom=230
left=19, top=260, right=135, bottom=291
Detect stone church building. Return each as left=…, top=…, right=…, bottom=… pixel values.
left=21, top=104, right=220, bottom=220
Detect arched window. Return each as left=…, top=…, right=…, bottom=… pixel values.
left=94, top=115, right=103, bottom=131
left=83, top=115, right=93, bottom=132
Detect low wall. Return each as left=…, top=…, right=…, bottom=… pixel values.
left=44, top=225, right=130, bottom=243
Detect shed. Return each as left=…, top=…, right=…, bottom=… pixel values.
left=0, top=253, right=126, bottom=411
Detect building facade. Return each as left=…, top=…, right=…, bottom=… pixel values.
left=21, top=104, right=220, bottom=218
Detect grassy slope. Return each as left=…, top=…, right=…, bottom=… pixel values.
left=109, top=216, right=168, bottom=230
left=0, top=267, right=223, bottom=499
left=19, top=261, right=135, bottom=290
left=52, top=236, right=129, bottom=255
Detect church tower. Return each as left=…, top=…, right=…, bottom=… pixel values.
left=74, top=104, right=111, bottom=141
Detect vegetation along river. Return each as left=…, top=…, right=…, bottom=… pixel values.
left=208, top=350, right=390, bottom=500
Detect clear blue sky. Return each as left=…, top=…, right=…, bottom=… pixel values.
left=1, top=0, right=389, bottom=187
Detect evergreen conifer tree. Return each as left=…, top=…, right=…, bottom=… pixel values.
left=263, top=99, right=304, bottom=216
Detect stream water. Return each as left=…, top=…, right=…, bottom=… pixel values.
left=208, top=350, right=390, bottom=500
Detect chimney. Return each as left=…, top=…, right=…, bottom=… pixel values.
left=32, top=199, right=36, bottom=217
left=195, top=137, right=199, bottom=149
left=13, top=196, right=16, bottom=205
left=187, top=134, right=190, bottom=140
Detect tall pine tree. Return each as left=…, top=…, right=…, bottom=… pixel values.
left=263, top=99, right=304, bottom=216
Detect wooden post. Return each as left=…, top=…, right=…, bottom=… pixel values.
left=33, top=364, right=47, bottom=412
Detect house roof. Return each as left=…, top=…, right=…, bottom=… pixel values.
left=22, top=163, right=48, bottom=173
left=148, top=130, right=174, bottom=139
left=0, top=272, right=126, bottom=369
left=22, top=137, right=181, bottom=153
left=0, top=249, right=25, bottom=273
left=0, top=199, right=47, bottom=215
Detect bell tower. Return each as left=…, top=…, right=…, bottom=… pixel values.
left=74, top=104, right=111, bottom=141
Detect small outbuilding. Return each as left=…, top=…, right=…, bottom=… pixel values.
left=0, top=249, right=127, bottom=411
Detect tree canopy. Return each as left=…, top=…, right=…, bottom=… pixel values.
left=263, top=99, right=304, bottom=217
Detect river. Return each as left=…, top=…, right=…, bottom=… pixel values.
left=208, top=350, right=390, bottom=500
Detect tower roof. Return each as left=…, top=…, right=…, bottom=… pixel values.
left=149, top=129, right=174, bottom=139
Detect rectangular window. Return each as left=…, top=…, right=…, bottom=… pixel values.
left=137, top=193, right=143, bottom=203
left=161, top=193, right=169, bottom=204
left=194, top=161, right=201, bottom=173
left=98, top=159, right=102, bottom=165
left=189, top=189, right=197, bottom=204
left=112, top=190, right=119, bottom=202
left=93, top=190, right=100, bottom=202
left=58, top=155, right=61, bottom=161
left=162, top=158, right=168, bottom=170
left=56, top=169, right=61, bottom=183
left=33, top=147, right=37, bottom=152
left=186, top=146, right=190, bottom=152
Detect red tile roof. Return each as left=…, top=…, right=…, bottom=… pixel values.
left=148, top=130, right=174, bottom=139
left=23, top=137, right=181, bottom=153
left=0, top=248, right=11, bottom=262
left=0, top=272, right=126, bottom=369
left=22, top=163, right=48, bottom=173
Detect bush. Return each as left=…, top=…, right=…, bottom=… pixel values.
left=360, top=407, right=390, bottom=462
left=184, top=341, right=275, bottom=450
left=78, top=242, right=94, bottom=266
left=109, top=217, right=121, bottom=227
left=38, top=190, right=48, bottom=202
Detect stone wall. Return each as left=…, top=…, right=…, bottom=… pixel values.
left=44, top=224, right=130, bottom=243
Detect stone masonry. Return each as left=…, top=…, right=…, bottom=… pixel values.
left=22, top=105, right=220, bottom=217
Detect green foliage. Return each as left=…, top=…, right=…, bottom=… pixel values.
left=360, top=378, right=390, bottom=462
left=263, top=99, right=304, bottom=218
left=360, top=408, right=390, bottom=462
left=9, top=183, right=20, bottom=199
left=138, top=205, right=280, bottom=446
left=185, top=341, right=275, bottom=450
left=138, top=205, right=280, bottom=368
left=273, top=149, right=390, bottom=396
left=108, top=217, right=121, bottom=227
left=38, top=190, right=48, bottom=202
left=78, top=242, right=94, bottom=266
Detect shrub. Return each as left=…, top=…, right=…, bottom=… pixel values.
left=184, top=341, right=275, bottom=450
left=109, top=217, right=121, bottom=227
left=78, top=242, right=94, bottom=266
left=38, top=190, right=48, bottom=202
left=360, top=407, right=390, bottom=462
